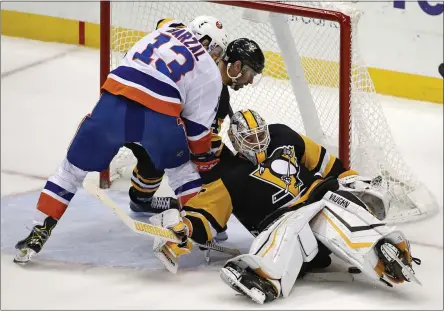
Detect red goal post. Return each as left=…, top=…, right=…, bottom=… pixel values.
left=99, top=0, right=111, bottom=188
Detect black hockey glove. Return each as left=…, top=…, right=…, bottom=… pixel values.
left=191, top=152, right=220, bottom=172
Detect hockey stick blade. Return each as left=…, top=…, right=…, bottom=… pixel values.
left=83, top=181, right=240, bottom=256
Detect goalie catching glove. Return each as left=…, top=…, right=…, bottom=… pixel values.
left=338, top=170, right=390, bottom=220
left=149, top=209, right=193, bottom=274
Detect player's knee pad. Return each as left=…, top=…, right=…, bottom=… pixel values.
left=50, top=158, right=88, bottom=193
left=227, top=201, right=325, bottom=298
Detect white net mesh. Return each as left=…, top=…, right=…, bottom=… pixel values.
left=106, top=1, right=438, bottom=224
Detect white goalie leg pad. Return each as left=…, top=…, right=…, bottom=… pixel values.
left=310, top=190, right=418, bottom=285
left=227, top=201, right=325, bottom=298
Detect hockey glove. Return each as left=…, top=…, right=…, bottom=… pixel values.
left=149, top=209, right=193, bottom=274
left=338, top=170, right=390, bottom=220
left=191, top=152, right=220, bottom=172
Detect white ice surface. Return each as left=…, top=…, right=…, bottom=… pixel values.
left=1, top=36, right=443, bottom=309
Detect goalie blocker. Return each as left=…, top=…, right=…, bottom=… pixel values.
left=220, top=185, right=421, bottom=304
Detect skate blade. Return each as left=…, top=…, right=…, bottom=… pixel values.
left=384, top=244, right=422, bottom=285
left=394, top=256, right=422, bottom=285
left=220, top=267, right=266, bottom=304
left=13, top=248, right=36, bottom=265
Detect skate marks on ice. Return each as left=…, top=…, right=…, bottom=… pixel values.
left=0, top=188, right=252, bottom=269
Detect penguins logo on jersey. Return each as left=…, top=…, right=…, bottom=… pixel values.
left=250, top=146, right=304, bottom=204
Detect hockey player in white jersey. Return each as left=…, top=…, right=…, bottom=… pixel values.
left=13, top=17, right=230, bottom=264
left=124, top=19, right=264, bottom=219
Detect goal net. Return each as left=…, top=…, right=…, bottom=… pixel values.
left=99, top=1, right=438, bottom=224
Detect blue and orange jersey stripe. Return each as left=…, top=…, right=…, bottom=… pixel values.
left=182, top=117, right=212, bottom=154
left=102, top=66, right=183, bottom=117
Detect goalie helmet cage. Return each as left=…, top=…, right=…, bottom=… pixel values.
left=98, top=0, right=438, bottom=224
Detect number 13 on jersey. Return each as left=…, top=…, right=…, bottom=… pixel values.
left=133, top=34, right=194, bottom=83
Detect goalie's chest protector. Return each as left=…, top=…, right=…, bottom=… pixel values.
left=223, top=127, right=321, bottom=232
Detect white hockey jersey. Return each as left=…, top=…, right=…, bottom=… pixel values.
left=102, top=20, right=222, bottom=154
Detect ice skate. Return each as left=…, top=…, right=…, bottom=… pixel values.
left=14, top=216, right=57, bottom=264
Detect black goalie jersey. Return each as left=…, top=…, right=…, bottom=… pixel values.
left=183, top=124, right=348, bottom=244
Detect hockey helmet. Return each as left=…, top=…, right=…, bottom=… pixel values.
left=223, top=38, right=265, bottom=89
left=223, top=38, right=265, bottom=74
left=189, top=16, right=229, bottom=61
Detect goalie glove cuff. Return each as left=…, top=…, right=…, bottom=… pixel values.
left=150, top=209, right=190, bottom=237
left=338, top=171, right=372, bottom=188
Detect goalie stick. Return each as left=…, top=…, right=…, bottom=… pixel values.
left=83, top=181, right=241, bottom=257
left=83, top=182, right=357, bottom=282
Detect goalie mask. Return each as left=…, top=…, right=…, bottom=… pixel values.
left=228, top=109, right=270, bottom=165
left=189, top=16, right=229, bottom=62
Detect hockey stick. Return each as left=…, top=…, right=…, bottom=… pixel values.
left=83, top=181, right=241, bottom=256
